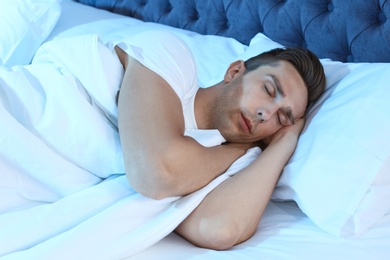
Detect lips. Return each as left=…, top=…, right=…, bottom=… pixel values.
left=240, top=114, right=252, bottom=133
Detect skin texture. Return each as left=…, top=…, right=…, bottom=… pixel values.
left=115, top=46, right=308, bottom=249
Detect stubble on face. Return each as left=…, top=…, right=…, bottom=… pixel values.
left=206, top=76, right=244, bottom=142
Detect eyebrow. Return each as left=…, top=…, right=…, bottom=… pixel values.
left=268, top=74, right=295, bottom=124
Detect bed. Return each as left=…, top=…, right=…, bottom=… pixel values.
left=1, top=0, right=389, bottom=259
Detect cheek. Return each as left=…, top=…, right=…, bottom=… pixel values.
left=239, top=82, right=261, bottom=105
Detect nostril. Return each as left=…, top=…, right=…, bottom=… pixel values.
left=257, top=112, right=265, bottom=122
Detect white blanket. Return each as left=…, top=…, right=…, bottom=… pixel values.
left=0, top=35, right=260, bottom=258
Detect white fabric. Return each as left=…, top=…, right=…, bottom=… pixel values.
left=116, top=31, right=199, bottom=130
left=282, top=60, right=390, bottom=237
left=97, top=40, right=124, bottom=111
left=0, top=34, right=260, bottom=258
left=133, top=201, right=390, bottom=260
left=0, top=0, right=61, bottom=67
left=46, top=0, right=132, bottom=42
left=1, top=155, right=261, bottom=259
left=0, top=35, right=123, bottom=214
left=242, top=33, right=390, bottom=238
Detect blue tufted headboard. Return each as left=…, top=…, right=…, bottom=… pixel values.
left=75, top=0, right=389, bottom=62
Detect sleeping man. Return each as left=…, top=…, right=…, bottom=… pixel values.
left=114, top=31, right=326, bottom=250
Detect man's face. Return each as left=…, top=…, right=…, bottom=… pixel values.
left=210, top=60, right=308, bottom=143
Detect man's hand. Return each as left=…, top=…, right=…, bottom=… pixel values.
left=262, top=118, right=306, bottom=148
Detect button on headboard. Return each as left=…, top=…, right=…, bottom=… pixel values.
left=76, top=0, right=390, bottom=62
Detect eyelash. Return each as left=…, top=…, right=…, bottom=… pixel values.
left=264, top=85, right=272, bottom=96
left=263, top=85, right=285, bottom=126
left=276, top=112, right=282, bottom=125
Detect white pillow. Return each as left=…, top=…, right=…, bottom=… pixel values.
left=236, top=32, right=284, bottom=60
left=244, top=33, right=390, bottom=237
left=0, top=0, right=61, bottom=67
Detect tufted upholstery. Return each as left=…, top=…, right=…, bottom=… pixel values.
left=76, top=0, right=389, bottom=62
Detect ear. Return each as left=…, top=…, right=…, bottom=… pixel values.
left=223, top=60, right=246, bottom=82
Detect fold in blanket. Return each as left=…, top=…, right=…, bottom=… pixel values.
left=0, top=35, right=260, bottom=258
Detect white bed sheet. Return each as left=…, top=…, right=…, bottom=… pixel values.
left=14, top=0, right=390, bottom=259
left=132, top=201, right=390, bottom=259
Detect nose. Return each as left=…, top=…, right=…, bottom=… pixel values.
left=256, top=105, right=277, bottom=122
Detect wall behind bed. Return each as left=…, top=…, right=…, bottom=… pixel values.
left=75, top=0, right=390, bottom=62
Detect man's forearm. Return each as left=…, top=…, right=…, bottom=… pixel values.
left=175, top=130, right=299, bottom=249
left=123, top=135, right=247, bottom=199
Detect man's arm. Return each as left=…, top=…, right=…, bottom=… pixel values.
left=175, top=119, right=305, bottom=250
left=117, top=56, right=247, bottom=200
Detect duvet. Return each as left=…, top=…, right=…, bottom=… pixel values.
left=0, top=34, right=260, bottom=258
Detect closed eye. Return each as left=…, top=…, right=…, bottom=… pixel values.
left=277, top=111, right=285, bottom=126
left=264, top=85, right=272, bottom=96
left=277, top=110, right=294, bottom=126
left=277, top=114, right=283, bottom=125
